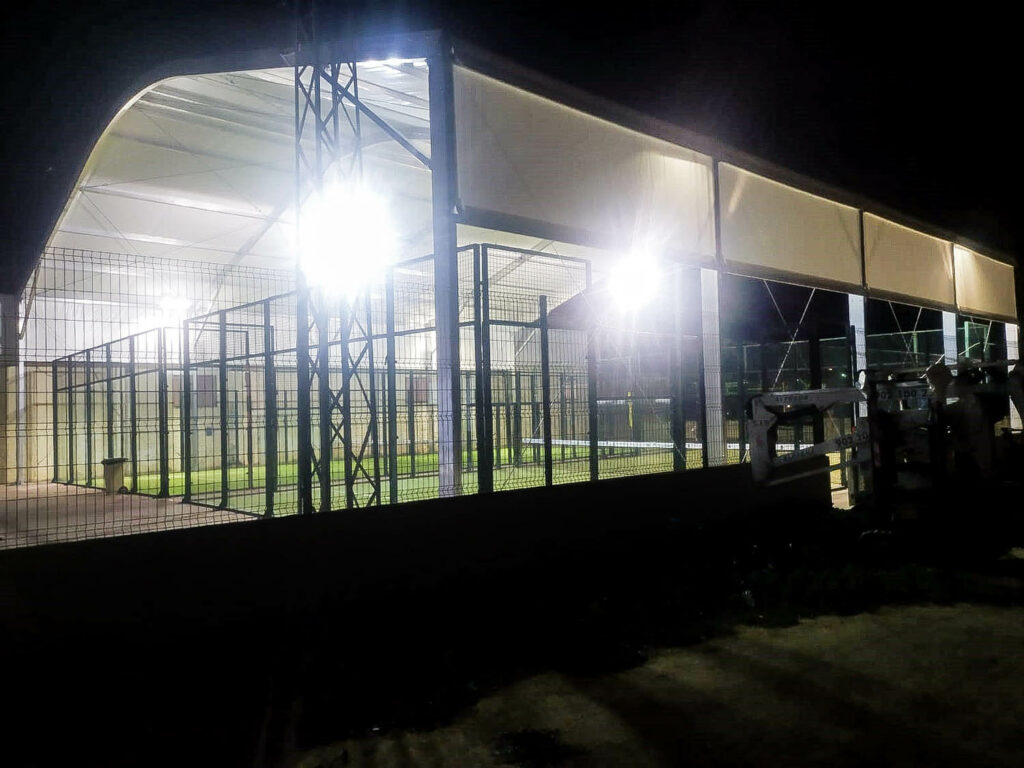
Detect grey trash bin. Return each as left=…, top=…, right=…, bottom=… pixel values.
left=101, top=458, right=128, bottom=494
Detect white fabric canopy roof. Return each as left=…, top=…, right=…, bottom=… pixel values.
left=48, top=62, right=434, bottom=272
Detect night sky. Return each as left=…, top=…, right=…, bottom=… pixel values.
left=2, top=1, right=1020, bottom=305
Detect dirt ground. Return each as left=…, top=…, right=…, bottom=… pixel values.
left=295, top=602, right=1024, bottom=768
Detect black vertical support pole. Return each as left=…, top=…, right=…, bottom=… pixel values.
left=539, top=296, right=553, bottom=487
left=263, top=301, right=277, bottom=517
left=513, top=372, right=523, bottom=465
left=319, top=302, right=335, bottom=512
left=473, top=246, right=493, bottom=493
left=737, top=344, right=748, bottom=463
left=105, top=343, right=114, bottom=459
left=670, top=267, right=687, bottom=471
left=558, top=373, right=567, bottom=462
left=464, top=371, right=473, bottom=471
left=760, top=340, right=769, bottom=395
left=481, top=246, right=495, bottom=490
left=407, top=375, right=416, bottom=478
left=569, top=373, right=577, bottom=460
left=67, top=359, right=75, bottom=484
left=428, top=37, right=462, bottom=497
left=128, top=336, right=138, bottom=492
left=218, top=311, right=229, bottom=509
left=809, top=331, right=825, bottom=445
left=843, top=323, right=856, bottom=488
left=296, top=282, right=313, bottom=514
left=364, top=294, right=382, bottom=506
left=182, top=320, right=192, bottom=503
left=385, top=268, right=400, bottom=504
left=530, top=374, right=540, bottom=464
left=51, top=362, right=59, bottom=483
left=339, top=304, right=353, bottom=510
left=84, top=349, right=93, bottom=486
left=504, top=373, right=514, bottom=467
left=586, top=315, right=600, bottom=482
left=696, top=295, right=711, bottom=470
left=157, top=330, right=170, bottom=498
left=244, top=333, right=254, bottom=490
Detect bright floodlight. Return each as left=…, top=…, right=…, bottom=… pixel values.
left=298, top=182, right=397, bottom=300
left=158, top=294, right=190, bottom=325
left=608, top=250, right=662, bottom=312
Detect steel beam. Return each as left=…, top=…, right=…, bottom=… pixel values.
left=428, top=42, right=462, bottom=497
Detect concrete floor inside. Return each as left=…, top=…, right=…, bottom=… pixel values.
left=0, top=482, right=250, bottom=549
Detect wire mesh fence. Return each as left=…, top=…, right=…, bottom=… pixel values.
left=11, top=242, right=994, bottom=549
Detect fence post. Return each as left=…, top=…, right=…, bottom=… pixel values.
left=670, top=267, right=687, bottom=471
left=128, top=336, right=138, bottom=493
left=264, top=300, right=277, bottom=517
left=105, top=343, right=114, bottom=460
left=464, top=370, right=474, bottom=471
left=540, top=296, right=553, bottom=487
left=157, top=329, right=170, bottom=498
left=514, top=372, right=524, bottom=465
left=338, top=302, right=353, bottom=510
left=318, top=301, right=334, bottom=512
left=51, top=361, right=59, bottom=482
left=809, top=331, right=825, bottom=445
left=219, top=312, right=229, bottom=509
left=385, top=268, right=400, bottom=504
left=244, top=331, right=254, bottom=490
left=67, top=358, right=75, bottom=484
left=558, top=373, right=567, bottom=462
left=407, top=375, right=416, bottom=478
left=182, top=321, right=192, bottom=503
left=587, top=312, right=600, bottom=482
left=84, top=349, right=93, bottom=486
left=364, top=292, right=382, bottom=506
left=475, top=245, right=494, bottom=493
left=504, top=373, right=513, bottom=467
left=737, top=343, right=748, bottom=463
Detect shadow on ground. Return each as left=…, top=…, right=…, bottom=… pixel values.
left=2, top=473, right=1023, bottom=767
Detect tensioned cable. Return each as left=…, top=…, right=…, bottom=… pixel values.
left=771, top=285, right=816, bottom=390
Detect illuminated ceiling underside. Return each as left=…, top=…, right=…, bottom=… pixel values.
left=49, top=60, right=433, bottom=271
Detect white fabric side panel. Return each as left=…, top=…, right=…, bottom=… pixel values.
left=453, top=66, right=716, bottom=262
left=719, top=163, right=861, bottom=287
left=954, top=246, right=1017, bottom=320
left=863, top=214, right=954, bottom=307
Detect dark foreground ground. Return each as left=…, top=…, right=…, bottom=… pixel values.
left=296, top=600, right=1024, bottom=768
left=2, top=468, right=1023, bottom=767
